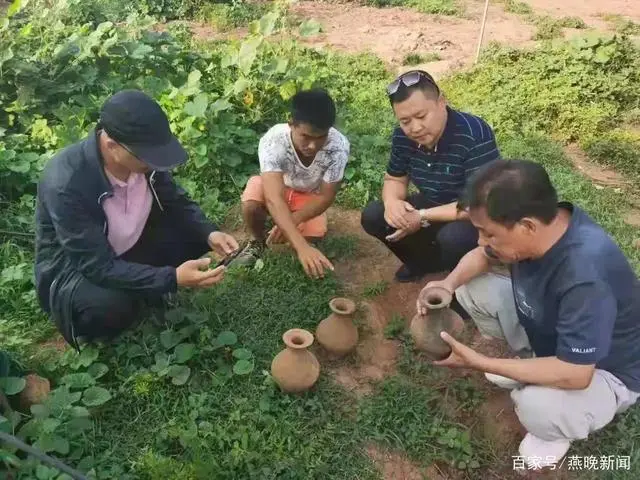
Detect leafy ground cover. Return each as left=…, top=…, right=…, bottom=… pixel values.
left=1, top=0, right=640, bottom=478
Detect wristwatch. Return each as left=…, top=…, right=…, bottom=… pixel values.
left=418, top=209, right=430, bottom=228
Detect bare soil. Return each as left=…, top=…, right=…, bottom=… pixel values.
left=524, top=0, right=640, bottom=25
left=366, top=444, right=447, bottom=480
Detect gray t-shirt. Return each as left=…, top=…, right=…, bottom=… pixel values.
left=258, top=123, right=350, bottom=193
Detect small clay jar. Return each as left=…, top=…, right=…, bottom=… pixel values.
left=410, top=286, right=464, bottom=360
left=316, top=297, right=358, bottom=357
left=271, top=329, right=320, bottom=393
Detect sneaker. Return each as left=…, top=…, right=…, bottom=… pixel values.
left=518, top=433, right=571, bottom=470
left=394, top=264, right=429, bottom=283
left=484, top=372, right=523, bottom=390
left=229, top=239, right=265, bottom=268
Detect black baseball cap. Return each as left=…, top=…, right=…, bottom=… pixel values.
left=98, top=89, right=187, bottom=171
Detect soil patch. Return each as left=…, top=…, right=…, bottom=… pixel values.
left=564, top=144, right=629, bottom=189
left=522, top=0, right=640, bottom=27
left=365, top=444, right=446, bottom=480
left=289, top=0, right=535, bottom=69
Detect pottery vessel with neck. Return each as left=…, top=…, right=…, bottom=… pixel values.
left=271, top=328, right=320, bottom=393
left=410, top=286, right=464, bottom=360
left=316, top=297, right=358, bottom=357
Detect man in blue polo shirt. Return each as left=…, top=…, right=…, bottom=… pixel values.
left=422, top=159, right=640, bottom=470
left=361, top=70, right=500, bottom=282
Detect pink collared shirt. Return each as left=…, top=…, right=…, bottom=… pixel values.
left=102, top=169, right=153, bottom=256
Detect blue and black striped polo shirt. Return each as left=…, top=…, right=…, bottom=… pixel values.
left=387, top=106, right=500, bottom=206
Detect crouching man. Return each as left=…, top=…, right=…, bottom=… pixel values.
left=420, top=159, right=640, bottom=469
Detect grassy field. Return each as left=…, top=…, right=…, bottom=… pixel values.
left=1, top=0, right=640, bottom=479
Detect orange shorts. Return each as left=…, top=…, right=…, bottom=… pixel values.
left=241, top=175, right=328, bottom=238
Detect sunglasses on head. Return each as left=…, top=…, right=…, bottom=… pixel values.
left=386, top=70, right=440, bottom=96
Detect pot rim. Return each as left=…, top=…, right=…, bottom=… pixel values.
left=282, top=328, right=314, bottom=350
left=329, top=297, right=357, bottom=315
left=418, top=286, right=452, bottom=310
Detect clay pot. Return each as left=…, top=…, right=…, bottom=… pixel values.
left=19, top=374, right=50, bottom=411
left=316, top=297, right=358, bottom=357
left=410, top=286, right=464, bottom=360
left=271, top=329, right=320, bottom=393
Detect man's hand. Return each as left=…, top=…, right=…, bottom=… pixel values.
left=297, top=244, right=334, bottom=279
left=433, top=332, right=486, bottom=369
left=266, top=225, right=286, bottom=245
left=384, top=199, right=417, bottom=230
left=386, top=206, right=421, bottom=242
left=208, top=231, right=240, bottom=257
left=176, top=258, right=225, bottom=288
left=416, top=279, right=456, bottom=315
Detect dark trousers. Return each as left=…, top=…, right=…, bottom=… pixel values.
left=71, top=206, right=210, bottom=342
left=360, top=194, right=479, bottom=273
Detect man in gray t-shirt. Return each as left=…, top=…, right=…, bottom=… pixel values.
left=232, top=89, right=350, bottom=279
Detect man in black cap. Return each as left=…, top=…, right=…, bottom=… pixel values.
left=35, top=89, right=239, bottom=350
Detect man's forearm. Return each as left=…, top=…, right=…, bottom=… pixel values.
left=382, top=175, right=408, bottom=206
left=265, top=196, right=308, bottom=250
left=420, top=201, right=467, bottom=223
left=445, top=246, right=491, bottom=290
left=479, top=356, right=594, bottom=390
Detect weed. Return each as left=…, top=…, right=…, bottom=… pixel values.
left=383, top=314, right=406, bottom=339
left=402, top=52, right=442, bottom=65
left=363, top=0, right=463, bottom=17
left=501, top=0, right=533, bottom=16
left=317, top=234, right=359, bottom=262
left=362, top=280, right=389, bottom=298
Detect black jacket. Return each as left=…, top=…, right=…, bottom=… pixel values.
left=34, top=128, right=218, bottom=348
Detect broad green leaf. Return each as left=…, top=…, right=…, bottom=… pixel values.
left=232, top=348, right=252, bottom=360
left=168, top=365, right=191, bottom=386
left=233, top=360, right=254, bottom=376
left=60, top=373, right=95, bottom=390
left=173, top=343, right=196, bottom=364
left=7, top=0, right=22, bottom=18
left=233, top=78, right=251, bottom=94
left=0, top=415, right=10, bottom=434
left=127, top=344, right=145, bottom=358
left=67, top=417, right=92, bottom=434
left=151, top=352, right=170, bottom=373
left=70, top=406, right=90, bottom=417
left=0, top=47, right=13, bottom=67
left=225, top=153, right=243, bottom=167
left=160, top=330, right=183, bottom=350
left=87, top=363, right=109, bottom=379
left=36, top=433, right=69, bottom=454
left=259, top=11, right=279, bottom=36
left=279, top=80, right=297, bottom=100
left=187, top=70, right=202, bottom=87
left=210, top=98, right=233, bottom=114
left=254, top=258, right=265, bottom=271
left=184, top=93, right=209, bottom=118
left=7, top=157, right=30, bottom=173
left=194, top=154, right=210, bottom=169
left=1, top=377, right=26, bottom=395
left=52, top=435, right=69, bottom=455
left=30, top=404, right=49, bottom=419
left=82, top=387, right=112, bottom=407
left=237, top=36, right=262, bottom=74
left=75, top=346, right=99, bottom=368
left=299, top=19, right=322, bottom=37
left=42, top=418, right=61, bottom=434
left=216, top=331, right=237, bottom=346
left=130, top=44, right=153, bottom=59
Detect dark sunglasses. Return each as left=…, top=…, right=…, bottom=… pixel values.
left=386, top=70, right=440, bottom=96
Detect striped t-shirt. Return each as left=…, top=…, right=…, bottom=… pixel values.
left=387, top=106, right=500, bottom=206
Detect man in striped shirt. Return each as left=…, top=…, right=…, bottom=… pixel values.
left=361, top=70, right=500, bottom=282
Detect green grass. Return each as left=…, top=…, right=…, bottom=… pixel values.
left=363, top=0, right=463, bottom=16
left=501, top=0, right=533, bottom=16
left=600, top=13, right=640, bottom=35
left=534, top=15, right=588, bottom=40
left=3, top=3, right=640, bottom=479
left=402, top=52, right=442, bottom=65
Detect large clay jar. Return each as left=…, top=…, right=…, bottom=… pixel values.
left=316, top=297, right=358, bottom=357
left=19, top=374, right=51, bottom=411
left=271, top=329, right=320, bottom=393
left=410, top=286, right=464, bottom=360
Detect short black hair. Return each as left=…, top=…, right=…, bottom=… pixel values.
left=460, top=159, right=559, bottom=227
left=389, top=70, right=440, bottom=105
left=290, top=88, right=336, bottom=131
